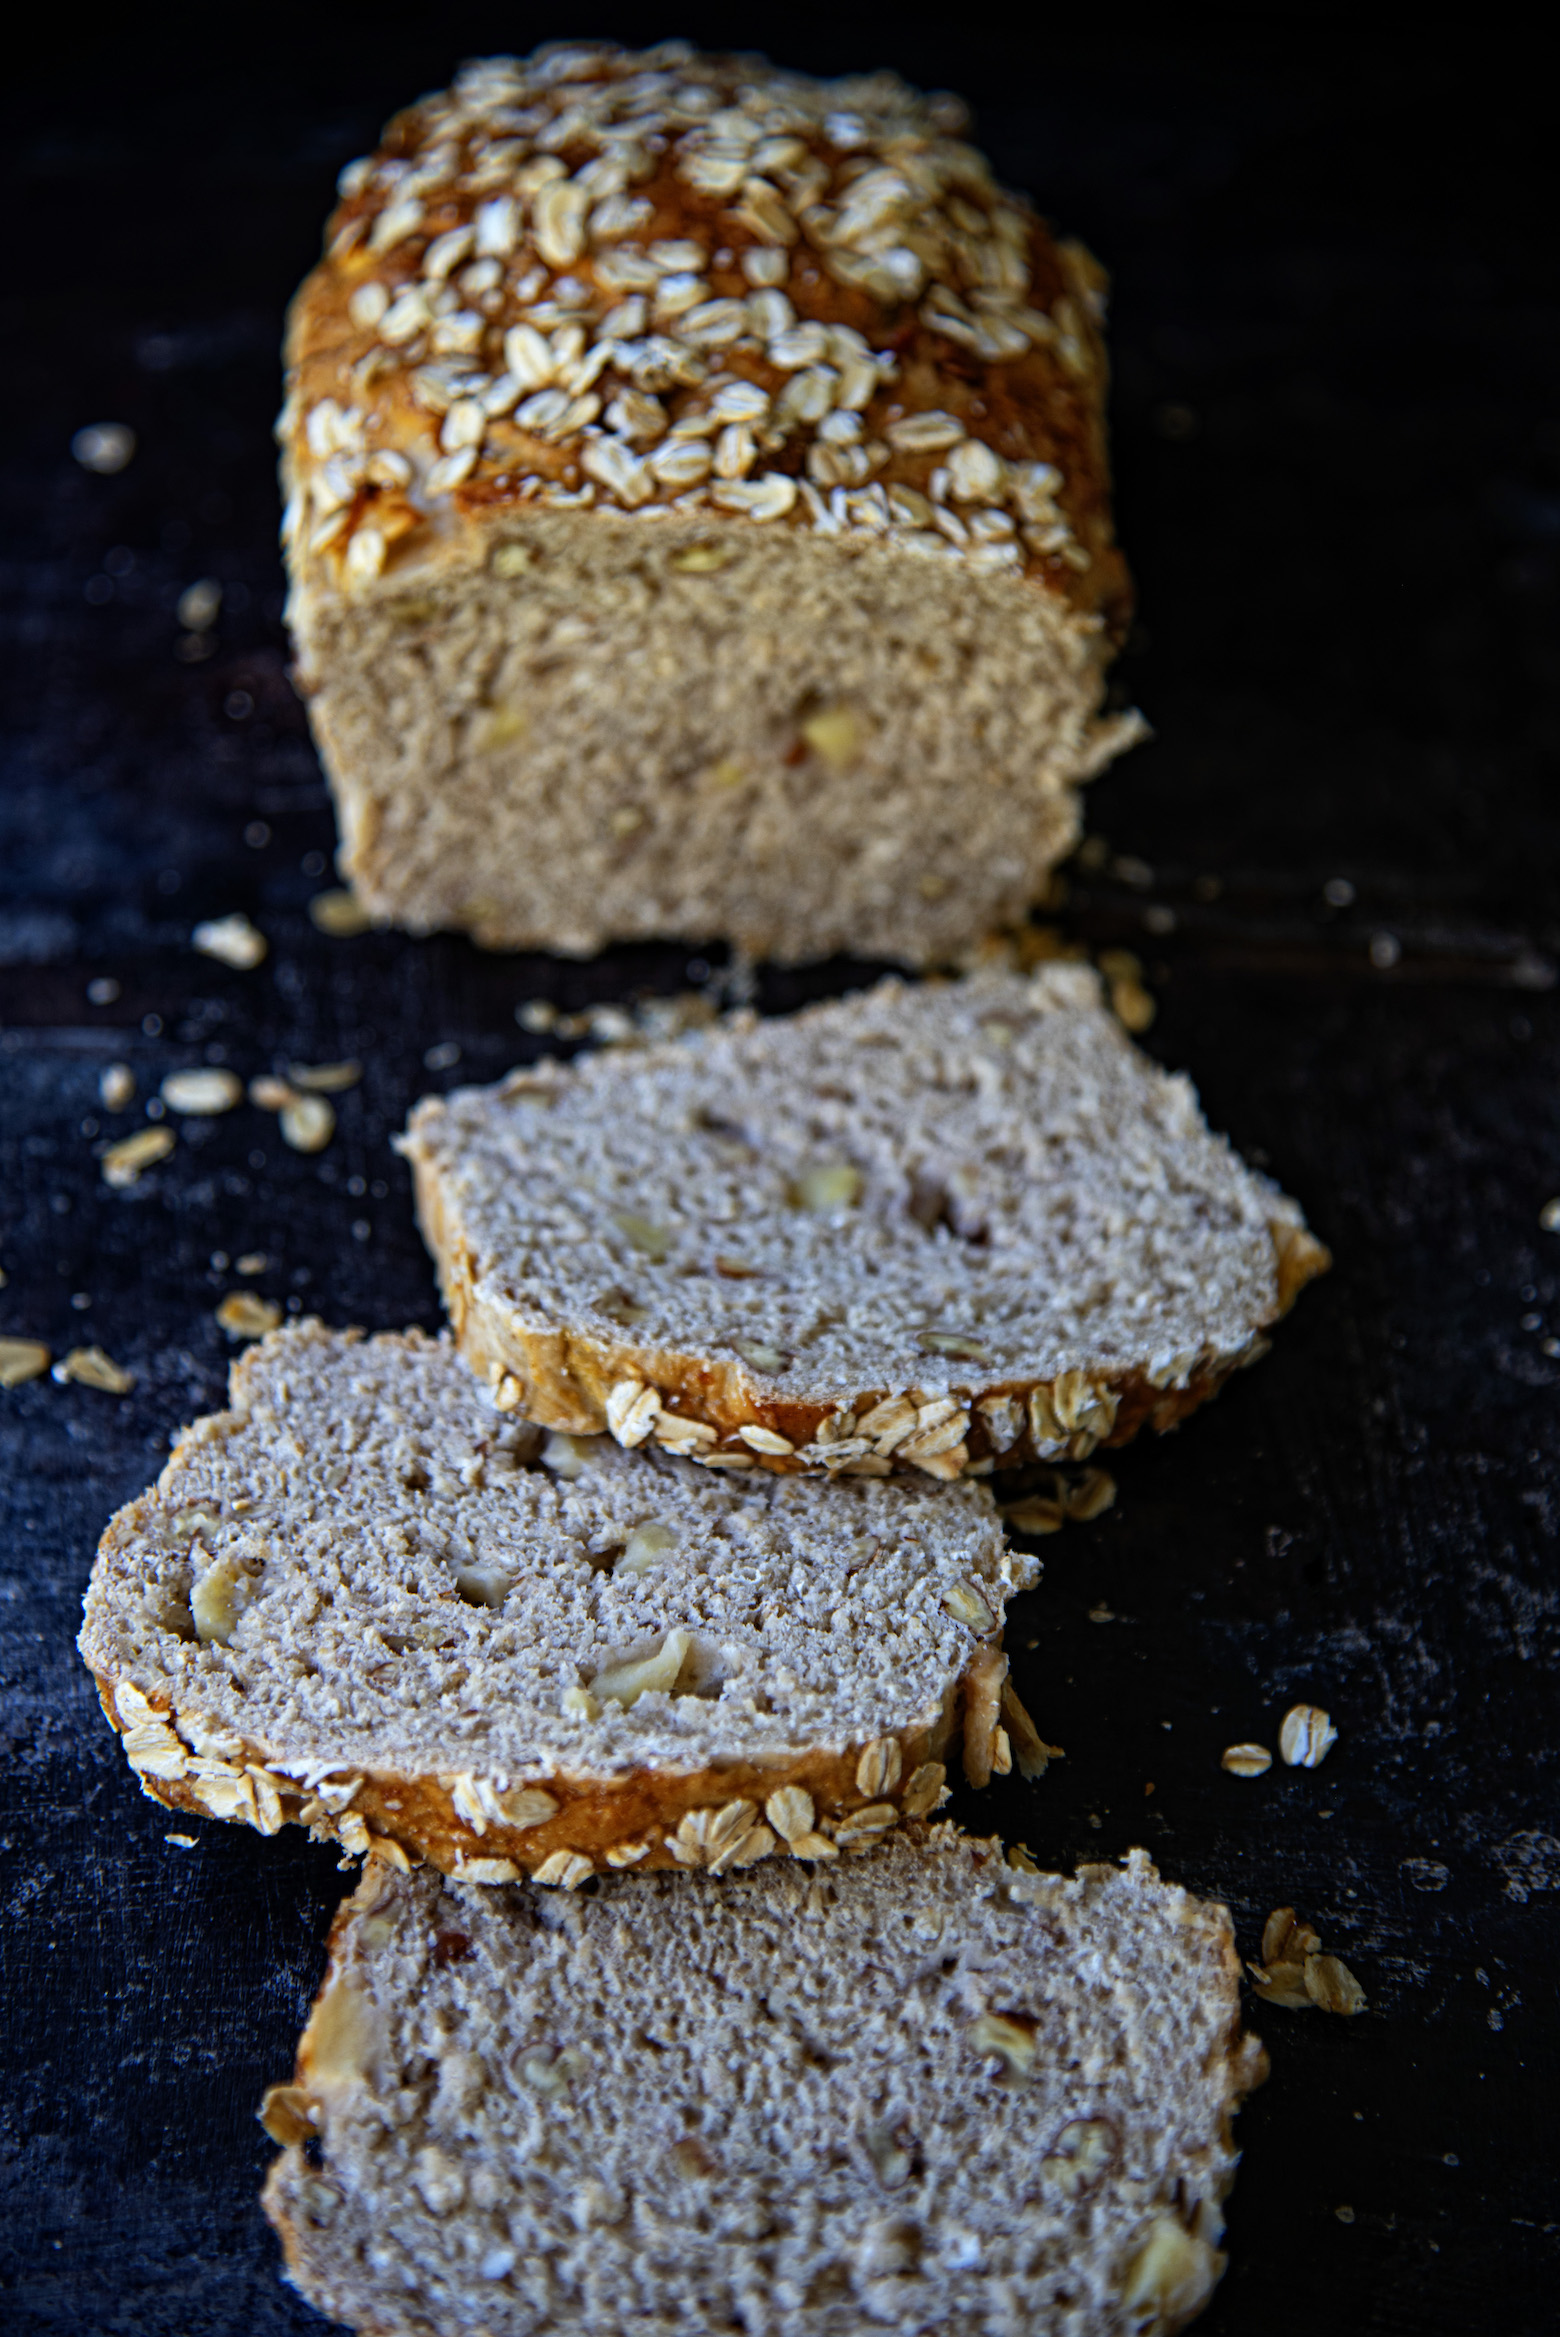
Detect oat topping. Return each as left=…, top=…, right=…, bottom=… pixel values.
left=286, top=42, right=1109, bottom=592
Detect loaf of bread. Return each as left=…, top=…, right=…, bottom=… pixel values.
left=262, top=1832, right=1265, bottom=2337
left=402, top=965, right=1329, bottom=1479
left=280, top=40, right=1143, bottom=966
left=78, top=1323, right=1044, bottom=1881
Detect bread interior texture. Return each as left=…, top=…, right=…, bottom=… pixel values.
left=294, top=514, right=1121, bottom=965
left=263, top=1837, right=1260, bottom=2337
left=408, top=968, right=1293, bottom=1405
left=80, top=1326, right=1023, bottom=1783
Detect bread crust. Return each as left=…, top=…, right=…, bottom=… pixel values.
left=281, top=47, right=1131, bottom=630
left=86, top=1656, right=976, bottom=1883
left=407, top=1123, right=1331, bottom=1479
left=83, top=1320, right=1024, bottom=1880
left=277, top=43, right=1143, bottom=965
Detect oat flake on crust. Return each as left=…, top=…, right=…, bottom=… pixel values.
left=281, top=39, right=1129, bottom=617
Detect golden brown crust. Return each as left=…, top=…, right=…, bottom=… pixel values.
left=88, top=1660, right=975, bottom=1885
left=279, top=43, right=1131, bottom=631
left=410, top=1136, right=1332, bottom=1481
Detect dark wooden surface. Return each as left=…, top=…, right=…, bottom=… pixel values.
left=2, top=11, right=1557, bottom=2333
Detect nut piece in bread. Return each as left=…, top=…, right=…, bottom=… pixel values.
left=78, top=1322, right=1037, bottom=1879
left=401, top=966, right=1330, bottom=1478
left=281, top=41, right=1143, bottom=966
left=261, top=1833, right=1267, bottom=2337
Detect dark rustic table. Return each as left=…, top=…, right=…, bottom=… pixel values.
left=2, top=12, right=1556, bottom=2334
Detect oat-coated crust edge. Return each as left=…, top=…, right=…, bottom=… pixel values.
left=406, top=1122, right=1331, bottom=1479
left=84, top=1655, right=972, bottom=1880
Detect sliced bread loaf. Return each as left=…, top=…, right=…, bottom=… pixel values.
left=79, top=1323, right=1039, bottom=1881
left=262, top=1831, right=1266, bottom=2337
left=281, top=42, right=1142, bottom=967
left=402, top=965, right=1329, bottom=1481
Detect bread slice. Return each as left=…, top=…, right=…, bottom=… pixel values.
left=78, top=1323, right=1040, bottom=1881
left=402, top=965, right=1329, bottom=1481
left=280, top=40, right=1143, bottom=968
left=261, top=1831, right=1266, bottom=2337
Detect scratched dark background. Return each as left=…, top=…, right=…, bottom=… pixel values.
left=2, top=7, right=1557, bottom=2332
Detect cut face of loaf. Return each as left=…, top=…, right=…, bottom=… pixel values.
left=401, top=965, right=1330, bottom=1479
left=262, top=1834, right=1268, bottom=2337
left=78, top=1324, right=1037, bottom=1881
left=281, top=42, right=1142, bottom=965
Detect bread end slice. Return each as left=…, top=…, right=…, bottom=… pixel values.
left=261, top=1830, right=1268, bottom=2337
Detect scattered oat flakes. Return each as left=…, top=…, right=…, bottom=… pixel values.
left=1002, top=1495, right=1064, bottom=1535
left=1279, top=1702, right=1338, bottom=1768
left=165, top=1833, right=198, bottom=1849
left=0, top=1339, right=50, bottom=1388
left=1062, top=1467, right=1117, bottom=1522
left=1306, top=1954, right=1367, bottom=2017
left=1221, top=1742, right=1273, bottom=1778
left=1541, top=1198, right=1560, bottom=1233
left=1249, top=1906, right=1366, bottom=2017
left=161, top=1067, right=244, bottom=1116
left=280, top=1093, right=335, bottom=1152
left=102, top=1126, right=176, bottom=1187
left=177, top=579, right=222, bottom=631
left=216, top=1293, right=282, bottom=1340
left=193, top=913, right=267, bottom=969
left=99, top=1063, right=135, bottom=1112
left=248, top=1075, right=295, bottom=1111
left=309, top=889, right=374, bottom=936
left=235, top=1252, right=268, bottom=1275
left=287, top=1060, right=362, bottom=1092
left=73, top=422, right=135, bottom=474
left=54, top=1345, right=135, bottom=1394
left=1109, top=976, right=1156, bottom=1033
